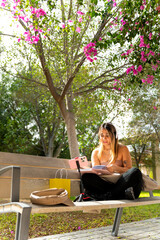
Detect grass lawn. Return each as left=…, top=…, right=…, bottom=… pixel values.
left=0, top=190, right=160, bottom=239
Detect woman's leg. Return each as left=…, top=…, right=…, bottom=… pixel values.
left=112, top=167, right=144, bottom=199
left=81, top=173, right=115, bottom=200
left=81, top=168, right=143, bottom=200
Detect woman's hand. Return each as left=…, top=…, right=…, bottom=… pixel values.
left=107, top=164, right=118, bottom=173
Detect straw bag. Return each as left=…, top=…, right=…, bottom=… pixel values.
left=30, top=188, right=74, bottom=206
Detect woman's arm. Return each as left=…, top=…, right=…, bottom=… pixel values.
left=107, top=145, right=132, bottom=173
left=91, top=149, right=101, bottom=166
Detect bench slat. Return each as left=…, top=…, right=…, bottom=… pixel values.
left=30, top=196, right=160, bottom=214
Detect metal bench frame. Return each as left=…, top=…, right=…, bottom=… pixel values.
left=0, top=166, right=31, bottom=240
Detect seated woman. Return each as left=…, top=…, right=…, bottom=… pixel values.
left=81, top=122, right=144, bottom=200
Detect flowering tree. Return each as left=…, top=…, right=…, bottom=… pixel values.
left=0, top=0, right=159, bottom=158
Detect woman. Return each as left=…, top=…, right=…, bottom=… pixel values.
left=81, top=122, right=144, bottom=200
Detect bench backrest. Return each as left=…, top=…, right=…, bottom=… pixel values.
left=0, top=152, right=81, bottom=199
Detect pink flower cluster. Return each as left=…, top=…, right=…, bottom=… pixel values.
left=60, top=11, right=85, bottom=33
left=77, top=11, right=85, bottom=15
left=30, top=6, right=46, bottom=18
left=149, top=33, right=152, bottom=40
left=153, top=106, right=157, bottom=110
left=1, top=0, right=7, bottom=7
left=141, top=75, right=154, bottom=84
left=139, top=36, right=150, bottom=48
left=139, top=36, right=145, bottom=47
left=23, top=31, right=40, bottom=44
left=121, top=48, right=134, bottom=57
left=121, top=18, right=127, bottom=26
left=141, top=50, right=155, bottom=62
left=113, top=79, right=122, bottom=91
left=141, top=51, right=147, bottom=62
left=108, top=0, right=117, bottom=7
left=152, top=64, right=158, bottom=71
left=140, top=0, right=146, bottom=10
left=84, top=42, right=97, bottom=62
left=126, top=65, right=143, bottom=75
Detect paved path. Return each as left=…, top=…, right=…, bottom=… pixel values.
left=29, top=217, right=160, bottom=240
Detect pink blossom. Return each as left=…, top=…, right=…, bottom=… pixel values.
left=153, top=106, right=157, bottom=110
left=126, top=67, right=132, bottom=74
left=141, top=57, right=147, bottom=62
left=142, top=75, right=154, bottom=84
left=126, top=48, right=134, bottom=55
left=128, top=98, right=131, bottom=101
left=133, top=69, right=138, bottom=75
left=77, top=11, right=85, bottom=15
left=139, top=42, right=146, bottom=47
left=120, top=27, right=123, bottom=31
left=140, top=5, right=144, bottom=10
left=18, top=38, right=21, bottom=42
left=1, top=2, right=5, bottom=7
left=137, top=65, right=143, bottom=72
left=84, top=42, right=97, bottom=62
left=61, top=23, right=65, bottom=29
left=76, top=27, right=81, bottom=33
left=148, top=51, right=155, bottom=56
left=141, top=51, right=145, bottom=56
left=149, top=33, right=152, bottom=40
left=99, top=38, right=102, bottom=41
left=152, top=64, right=158, bottom=71
left=78, top=17, right=83, bottom=22
left=146, top=44, right=150, bottom=48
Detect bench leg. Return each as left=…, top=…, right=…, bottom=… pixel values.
left=11, top=167, right=20, bottom=202
left=111, top=207, right=123, bottom=237
left=15, top=206, right=31, bottom=240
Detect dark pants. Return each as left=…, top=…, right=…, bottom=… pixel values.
left=81, top=167, right=144, bottom=200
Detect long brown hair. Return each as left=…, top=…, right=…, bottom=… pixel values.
left=98, top=122, right=119, bottom=163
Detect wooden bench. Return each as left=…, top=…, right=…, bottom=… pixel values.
left=0, top=152, right=160, bottom=240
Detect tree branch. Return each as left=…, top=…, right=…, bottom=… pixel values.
left=35, top=35, right=60, bottom=102
left=59, top=14, right=111, bottom=101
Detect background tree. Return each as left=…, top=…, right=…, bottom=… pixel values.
left=0, top=73, right=68, bottom=156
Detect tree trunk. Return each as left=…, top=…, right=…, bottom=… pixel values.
left=151, top=140, right=156, bottom=180
left=65, top=111, right=80, bottom=158
left=58, top=95, right=80, bottom=158
left=151, top=140, right=157, bottom=180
